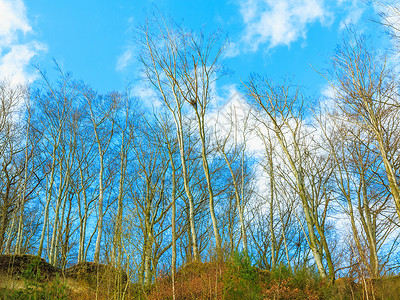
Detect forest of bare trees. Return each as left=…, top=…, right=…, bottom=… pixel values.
left=1, top=4, right=400, bottom=299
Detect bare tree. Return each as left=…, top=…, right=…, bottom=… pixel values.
left=330, top=29, right=400, bottom=223
left=0, top=82, right=29, bottom=253
left=245, top=76, right=335, bottom=281
left=82, top=88, right=119, bottom=263
left=74, top=121, right=97, bottom=263
left=128, top=117, right=171, bottom=285
left=319, top=106, right=398, bottom=278
left=138, top=16, right=201, bottom=260
left=214, top=103, right=252, bottom=255
left=32, top=66, right=79, bottom=260
left=158, top=113, right=180, bottom=299
left=173, top=27, right=227, bottom=256
left=376, top=1, right=400, bottom=51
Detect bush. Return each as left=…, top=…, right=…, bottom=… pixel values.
left=223, top=251, right=265, bottom=300
left=262, top=264, right=320, bottom=300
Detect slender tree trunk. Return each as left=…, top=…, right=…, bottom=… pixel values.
left=54, top=193, right=68, bottom=267
left=77, top=165, right=88, bottom=263
left=15, top=198, right=26, bottom=255
left=113, top=138, right=127, bottom=266
left=360, top=172, right=379, bottom=277
left=167, top=144, right=177, bottom=300
left=239, top=152, right=248, bottom=253
left=174, top=115, right=199, bottom=261
left=143, top=202, right=153, bottom=285
left=61, top=197, right=73, bottom=270
left=50, top=150, right=73, bottom=266
left=79, top=209, right=88, bottom=263
left=196, top=113, right=222, bottom=256
left=113, top=142, right=127, bottom=299
left=278, top=128, right=327, bottom=278
left=38, top=182, right=51, bottom=257
left=94, top=154, right=104, bottom=263
left=220, top=148, right=248, bottom=254
left=269, top=164, right=276, bottom=270
left=4, top=208, right=16, bottom=254
left=299, top=183, right=327, bottom=278
left=49, top=164, right=64, bottom=265
left=375, top=134, right=400, bottom=222
left=277, top=200, right=291, bottom=268
left=38, top=133, right=61, bottom=258
left=15, top=113, right=32, bottom=254
left=0, top=191, right=11, bottom=253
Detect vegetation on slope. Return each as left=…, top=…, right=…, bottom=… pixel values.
left=1, top=253, right=399, bottom=300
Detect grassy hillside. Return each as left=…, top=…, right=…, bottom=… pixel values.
left=0, top=254, right=399, bottom=299
left=0, top=254, right=128, bottom=299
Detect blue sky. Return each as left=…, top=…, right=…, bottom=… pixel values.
left=0, top=0, right=388, bottom=102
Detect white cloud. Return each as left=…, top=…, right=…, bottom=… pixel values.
left=223, top=41, right=240, bottom=58
left=207, top=87, right=265, bottom=153
left=0, top=0, right=46, bottom=85
left=238, top=0, right=327, bottom=52
left=0, top=0, right=31, bottom=41
left=338, top=0, right=365, bottom=30
left=116, top=48, right=134, bottom=71
left=0, top=42, right=46, bottom=84
left=375, top=1, right=400, bottom=37
left=130, top=80, right=163, bottom=109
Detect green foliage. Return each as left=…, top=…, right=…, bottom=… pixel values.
left=21, top=257, right=44, bottom=282
left=0, top=258, right=68, bottom=300
left=223, top=251, right=264, bottom=300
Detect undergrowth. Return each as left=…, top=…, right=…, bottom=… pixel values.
left=1, top=253, right=400, bottom=299
left=0, top=257, right=68, bottom=300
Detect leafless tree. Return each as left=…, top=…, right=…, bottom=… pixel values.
left=329, top=29, right=400, bottom=224
left=245, top=76, right=335, bottom=281
left=82, top=88, right=119, bottom=263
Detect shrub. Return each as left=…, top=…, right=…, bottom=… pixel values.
left=262, top=264, right=320, bottom=300
left=223, top=251, right=265, bottom=300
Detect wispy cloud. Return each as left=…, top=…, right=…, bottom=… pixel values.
left=0, top=42, right=46, bottom=84
left=338, top=0, right=365, bottom=30
left=0, top=0, right=31, bottom=40
left=116, top=48, right=134, bottom=71
left=224, top=41, right=240, bottom=58
left=116, top=16, right=136, bottom=72
left=374, top=1, right=400, bottom=36
left=0, top=0, right=46, bottom=85
left=238, top=0, right=327, bottom=52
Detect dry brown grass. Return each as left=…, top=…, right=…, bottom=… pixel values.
left=147, top=261, right=226, bottom=300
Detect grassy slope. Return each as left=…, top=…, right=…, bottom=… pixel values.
left=1, top=254, right=399, bottom=299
